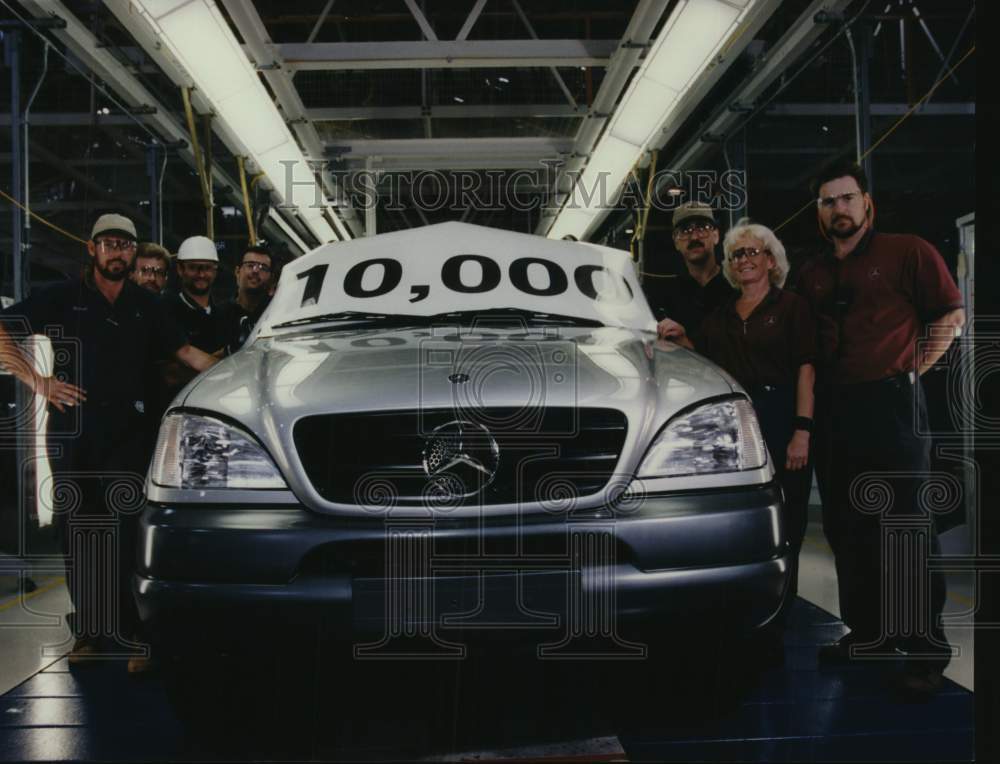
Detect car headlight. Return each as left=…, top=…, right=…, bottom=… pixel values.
left=150, top=412, right=287, bottom=490
left=637, top=398, right=767, bottom=478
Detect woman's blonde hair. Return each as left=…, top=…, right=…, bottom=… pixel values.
left=721, top=218, right=789, bottom=288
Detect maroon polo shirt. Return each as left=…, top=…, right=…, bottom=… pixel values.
left=698, top=287, right=818, bottom=390
left=796, top=230, right=963, bottom=384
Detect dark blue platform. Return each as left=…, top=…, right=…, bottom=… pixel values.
left=0, top=600, right=974, bottom=761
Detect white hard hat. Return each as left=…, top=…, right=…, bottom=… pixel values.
left=176, top=235, right=219, bottom=262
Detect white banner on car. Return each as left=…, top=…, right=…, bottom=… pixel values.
left=254, top=222, right=655, bottom=336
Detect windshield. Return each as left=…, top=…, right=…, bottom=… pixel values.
left=255, top=223, right=656, bottom=338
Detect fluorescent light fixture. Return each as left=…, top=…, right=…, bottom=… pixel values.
left=547, top=207, right=599, bottom=241
left=127, top=0, right=348, bottom=243
left=546, top=0, right=757, bottom=240
left=608, top=77, right=679, bottom=147
left=643, top=0, right=744, bottom=92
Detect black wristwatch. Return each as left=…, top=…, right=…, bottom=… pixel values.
left=793, top=416, right=814, bottom=434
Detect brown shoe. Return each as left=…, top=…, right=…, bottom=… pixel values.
left=67, top=638, right=99, bottom=666
left=890, top=667, right=945, bottom=700
left=817, top=633, right=857, bottom=666
left=127, top=654, right=157, bottom=676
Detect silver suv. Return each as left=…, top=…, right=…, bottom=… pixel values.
left=136, top=223, right=787, bottom=656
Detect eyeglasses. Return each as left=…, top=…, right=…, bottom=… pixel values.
left=730, top=247, right=769, bottom=262
left=817, top=191, right=860, bottom=209
left=241, top=261, right=272, bottom=274
left=182, top=263, right=218, bottom=274
left=675, top=222, right=716, bottom=237
left=137, top=266, right=167, bottom=277
left=96, top=237, right=137, bottom=252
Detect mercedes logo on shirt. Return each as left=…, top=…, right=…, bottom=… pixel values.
left=422, top=420, right=500, bottom=499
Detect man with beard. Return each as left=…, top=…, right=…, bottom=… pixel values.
left=130, top=242, right=170, bottom=294
left=643, top=201, right=736, bottom=344
left=156, top=236, right=232, bottom=408
left=0, top=214, right=218, bottom=670
left=797, top=159, right=964, bottom=698
left=223, top=245, right=274, bottom=354
left=166, top=236, right=230, bottom=353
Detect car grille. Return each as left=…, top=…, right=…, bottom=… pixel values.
left=293, top=407, right=628, bottom=508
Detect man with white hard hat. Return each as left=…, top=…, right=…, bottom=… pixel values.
left=167, top=236, right=231, bottom=351
left=155, top=235, right=232, bottom=411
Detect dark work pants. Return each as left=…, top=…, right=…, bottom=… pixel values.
left=48, top=405, right=150, bottom=646
left=819, top=374, right=950, bottom=668
left=750, top=385, right=812, bottom=623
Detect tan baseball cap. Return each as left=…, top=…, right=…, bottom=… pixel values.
left=90, top=213, right=137, bottom=241
left=672, top=201, right=716, bottom=231
left=176, top=235, right=219, bottom=263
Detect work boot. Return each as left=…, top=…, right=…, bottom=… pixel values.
left=127, top=654, right=157, bottom=676
left=888, top=664, right=945, bottom=700
left=67, top=637, right=99, bottom=666
left=817, top=632, right=859, bottom=666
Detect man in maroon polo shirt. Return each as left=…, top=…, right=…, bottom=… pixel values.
left=798, top=159, right=964, bottom=697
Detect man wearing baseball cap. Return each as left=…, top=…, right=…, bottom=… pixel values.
left=643, top=201, right=736, bottom=343
left=0, top=213, right=219, bottom=672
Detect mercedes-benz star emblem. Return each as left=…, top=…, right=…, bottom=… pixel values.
left=422, top=420, right=500, bottom=499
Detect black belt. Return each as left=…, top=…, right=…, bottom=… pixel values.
left=834, top=371, right=916, bottom=389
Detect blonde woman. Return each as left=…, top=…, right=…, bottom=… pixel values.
left=658, top=219, right=817, bottom=657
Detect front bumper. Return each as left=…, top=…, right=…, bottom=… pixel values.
left=135, top=484, right=788, bottom=644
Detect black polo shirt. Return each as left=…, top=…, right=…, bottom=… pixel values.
left=219, top=296, right=272, bottom=355
left=796, top=230, right=963, bottom=383
left=1, top=276, right=186, bottom=435
left=699, top=287, right=818, bottom=390
left=642, top=267, right=737, bottom=343
left=163, top=290, right=231, bottom=353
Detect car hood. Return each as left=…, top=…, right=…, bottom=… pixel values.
left=178, top=325, right=738, bottom=512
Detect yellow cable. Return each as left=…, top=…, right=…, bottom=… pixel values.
left=236, top=156, right=257, bottom=246
left=774, top=45, right=975, bottom=233
left=0, top=187, right=87, bottom=245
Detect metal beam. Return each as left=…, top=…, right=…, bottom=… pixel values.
left=0, top=112, right=150, bottom=126
left=3, top=131, right=154, bottom=230
left=17, top=1, right=309, bottom=254
left=275, top=40, right=619, bottom=70
left=305, top=101, right=976, bottom=123
left=18, top=4, right=236, bottom=198
left=218, top=0, right=361, bottom=238
left=326, top=137, right=572, bottom=160
left=455, top=0, right=488, bottom=42
left=308, top=103, right=585, bottom=121
left=847, top=21, right=873, bottom=191
left=5, top=30, right=24, bottom=301
left=535, top=0, right=671, bottom=234
left=306, top=0, right=336, bottom=44
left=664, top=0, right=856, bottom=179
left=336, top=156, right=561, bottom=172
left=510, top=0, right=576, bottom=109
left=762, top=102, right=975, bottom=116
left=746, top=146, right=971, bottom=156
left=551, top=0, right=787, bottom=240
left=403, top=0, right=438, bottom=41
